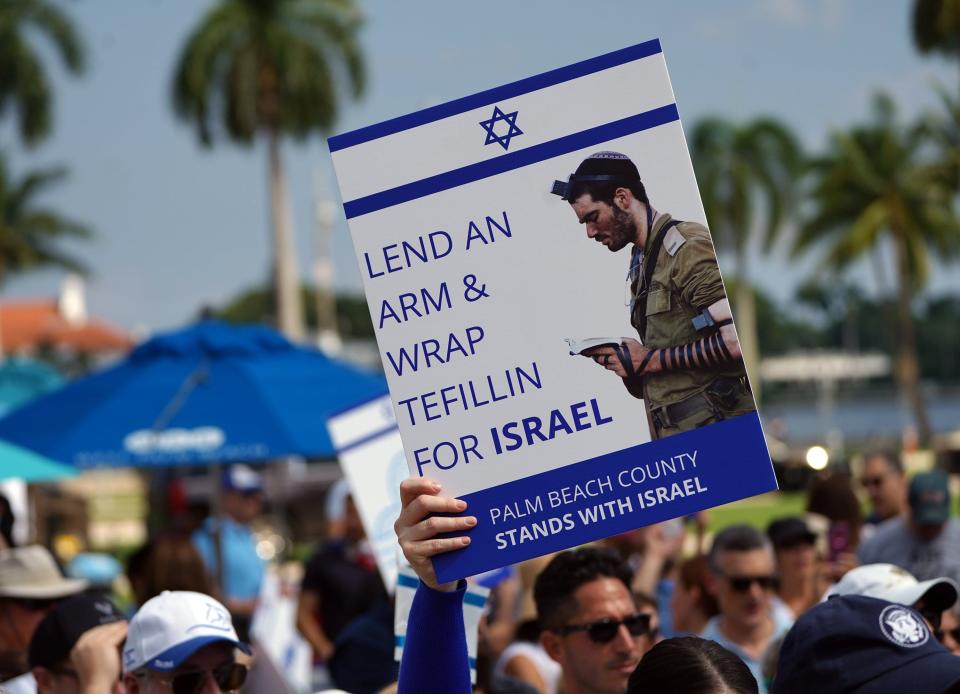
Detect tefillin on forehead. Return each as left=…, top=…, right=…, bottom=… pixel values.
left=550, top=151, right=642, bottom=201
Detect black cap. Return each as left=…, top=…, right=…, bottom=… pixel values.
left=28, top=594, right=125, bottom=668
left=766, top=517, right=817, bottom=549
left=773, top=595, right=960, bottom=693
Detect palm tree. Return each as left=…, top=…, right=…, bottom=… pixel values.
left=0, top=0, right=85, bottom=145
left=690, top=117, right=804, bottom=401
left=0, top=155, right=91, bottom=285
left=796, top=94, right=960, bottom=446
left=913, top=0, right=960, bottom=66
left=172, top=0, right=365, bottom=340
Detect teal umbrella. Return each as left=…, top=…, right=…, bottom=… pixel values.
left=0, top=438, right=75, bottom=482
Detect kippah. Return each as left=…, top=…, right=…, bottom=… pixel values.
left=587, top=151, right=631, bottom=160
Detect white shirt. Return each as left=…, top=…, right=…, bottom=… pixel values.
left=0, top=672, right=36, bottom=694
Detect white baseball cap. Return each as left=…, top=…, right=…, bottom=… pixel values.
left=826, top=563, right=959, bottom=612
left=122, top=591, right=250, bottom=673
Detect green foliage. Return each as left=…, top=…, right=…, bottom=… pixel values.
left=210, top=283, right=374, bottom=338
left=913, top=0, right=960, bottom=58
left=690, top=116, right=804, bottom=269
left=0, top=154, right=91, bottom=283
left=172, top=0, right=366, bottom=145
left=0, top=0, right=85, bottom=145
left=796, top=94, right=960, bottom=286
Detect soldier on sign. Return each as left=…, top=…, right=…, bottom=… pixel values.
left=551, top=151, right=755, bottom=440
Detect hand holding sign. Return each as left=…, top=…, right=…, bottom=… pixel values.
left=395, top=478, right=476, bottom=592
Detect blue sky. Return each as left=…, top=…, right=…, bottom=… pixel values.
left=3, top=0, right=956, bottom=333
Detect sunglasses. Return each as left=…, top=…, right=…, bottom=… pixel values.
left=156, top=662, right=248, bottom=694
left=860, top=476, right=887, bottom=488
left=557, top=612, right=656, bottom=644
left=722, top=574, right=778, bottom=593
left=937, top=627, right=960, bottom=643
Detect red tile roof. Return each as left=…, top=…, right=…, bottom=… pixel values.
left=0, top=301, right=132, bottom=354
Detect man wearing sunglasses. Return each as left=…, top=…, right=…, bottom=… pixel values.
left=121, top=591, right=250, bottom=694
left=0, top=546, right=88, bottom=693
left=536, top=548, right=657, bottom=694
left=702, top=526, right=793, bottom=694
left=860, top=450, right=908, bottom=527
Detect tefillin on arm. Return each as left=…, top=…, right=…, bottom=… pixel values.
left=635, top=312, right=737, bottom=376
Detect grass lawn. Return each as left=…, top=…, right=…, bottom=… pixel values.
left=706, top=491, right=806, bottom=531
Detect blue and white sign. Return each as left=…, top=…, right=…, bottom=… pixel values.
left=327, top=394, right=407, bottom=592
left=330, top=39, right=777, bottom=583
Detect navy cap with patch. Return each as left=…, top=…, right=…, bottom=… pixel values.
left=773, top=595, right=960, bottom=693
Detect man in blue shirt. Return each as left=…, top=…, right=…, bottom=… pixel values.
left=701, top=525, right=793, bottom=694
left=192, top=464, right=266, bottom=640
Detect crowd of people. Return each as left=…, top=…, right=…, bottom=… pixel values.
left=394, top=454, right=960, bottom=694
left=1, top=453, right=959, bottom=693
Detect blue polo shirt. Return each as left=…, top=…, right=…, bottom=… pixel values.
left=701, top=608, right=793, bottom=694
left=192, top=516, right=265, bottom=601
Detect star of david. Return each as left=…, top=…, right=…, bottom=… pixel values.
left=479, top=106, right=523, bottom=151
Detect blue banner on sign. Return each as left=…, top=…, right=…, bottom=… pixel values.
left=433, top=412, right=776, bottom=583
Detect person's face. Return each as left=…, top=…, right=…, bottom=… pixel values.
left=774, top=539, right=817, bottom=579
left=541, top=577, right=645, bottom=694
left=0, top=598, right=56, bottom=651
left=913, top=521, right=947, bottom=542
left=712, top=549, right=776, bottom=630
left=344, top=497, right=366, bottom=544
left=861, top=457, right=906, bottom=519
left=35, top=662, right=125, bottom=694
left=938, top=609, right=960, bottom=656
left=127, top=643, right=238, bottom=694
left=223, top=490, right=262, bottom=524
left=570, top=193, right=637, bottom=252
left=669, top=580, right=698, bottom=634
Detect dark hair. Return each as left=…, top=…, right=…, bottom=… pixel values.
left=806, top=473, right=863, bottom=547
left=568, top=154, right=649, bottom=206
left=864, top=450, right=904, bottom=475
left=628, top=636, right=759, bottom=694
left=677, top=555, right=719, bottom=618
left=708, top=525, right=770, bottom=572
left=533, top=547, right=633, bottom=630
left=127, top=532, right=215, bottom=606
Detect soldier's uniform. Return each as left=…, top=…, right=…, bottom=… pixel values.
left=627, top=212, right=755, bottom=439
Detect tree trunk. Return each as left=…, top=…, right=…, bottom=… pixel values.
left=266, top=130, right=305, bottom=340
left=732, top=249, right=762, bottom=404
left=892, top=232, right=932, bottom=447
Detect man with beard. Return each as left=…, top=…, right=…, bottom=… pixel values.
left=551, top=152, right=754, bottom=439
left=702, top=525, right=793, bottom=694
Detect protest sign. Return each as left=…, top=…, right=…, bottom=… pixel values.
left=330, top=39, right=777, bottom=582
left=328, top=394, right=407, bottom=592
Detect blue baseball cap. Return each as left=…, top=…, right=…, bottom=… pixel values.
left=221, top=464, right=263, bottom=494
left=773, top=595, right=960, bottom=693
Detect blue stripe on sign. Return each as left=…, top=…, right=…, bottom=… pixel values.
left=395, top=635, right=477, bottom=670
left=396, top=573, right=420, bottom=590
left=336, top=423, right=400, bottom=454
left=343, top=103, right=680, bottom=219
left=464, top=592, right=487, bottom=608
left=328, top=39, right=662, bottom=152
left=432, top=412, right=777, bottom=584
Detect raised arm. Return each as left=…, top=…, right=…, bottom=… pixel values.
left=395, top=478, right=476, bottom=694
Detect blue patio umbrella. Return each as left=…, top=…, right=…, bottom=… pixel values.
left=0, top=357, right=64, bottom=417
left=0, top=320, right=388, bottom=468
left=0, top=438, right=75, bottom=481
